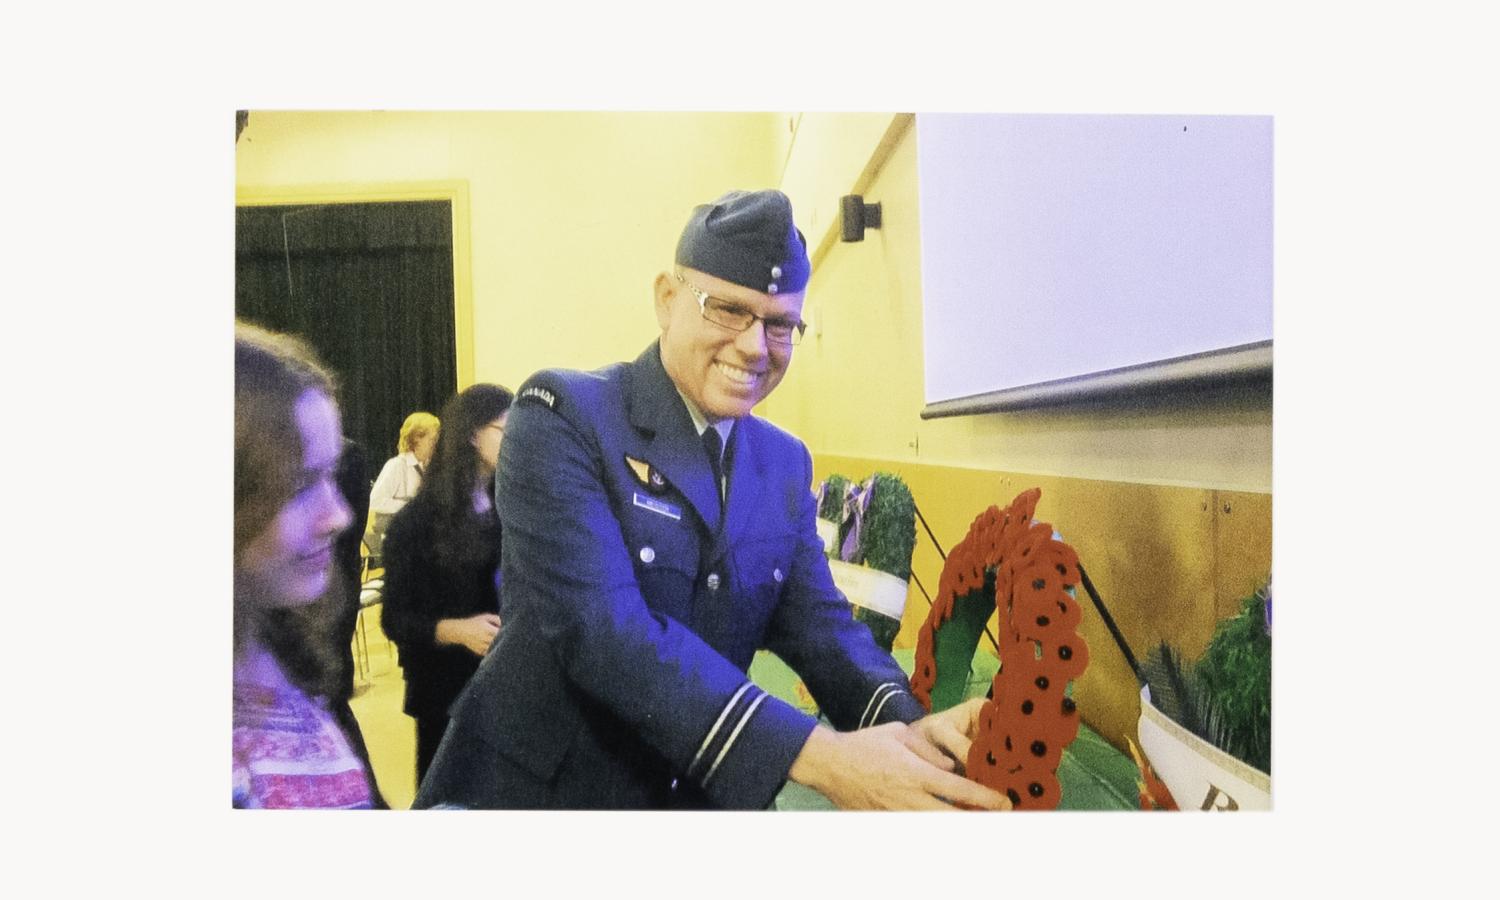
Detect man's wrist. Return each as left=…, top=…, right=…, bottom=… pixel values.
left=787, top=725, right=841, bottom=793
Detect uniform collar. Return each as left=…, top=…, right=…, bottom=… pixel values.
left=675, top=387, right=735, bottom=448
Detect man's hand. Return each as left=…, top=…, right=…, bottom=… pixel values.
left=435, top=613, right=502, bottom=656
left=788, top=722, right=1011, bottom=811
left=912, top=697, right=988, bottom=773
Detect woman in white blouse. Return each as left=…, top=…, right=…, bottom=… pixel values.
left=367, top=411, right=439, bottom=551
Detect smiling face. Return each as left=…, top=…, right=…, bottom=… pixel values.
left=654, top=266, right=804, bottom=422
left=237, top=388, right=353, bottom=607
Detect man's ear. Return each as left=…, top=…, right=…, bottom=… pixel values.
left=652, top=271, right=675, bottom=330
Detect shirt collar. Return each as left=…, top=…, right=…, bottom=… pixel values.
left=675, top=388, right=734, bottom=446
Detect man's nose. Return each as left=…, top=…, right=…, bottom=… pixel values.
left=734, top=318, right=770, bottom=357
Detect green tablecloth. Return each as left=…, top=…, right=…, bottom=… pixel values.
left=748, top=648, right=1140, bottom=810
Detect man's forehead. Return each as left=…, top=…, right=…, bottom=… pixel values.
left=680, top=266, right=805, bottom=315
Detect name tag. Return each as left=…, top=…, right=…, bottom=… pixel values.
left=633, top=492, right=682, bottom=521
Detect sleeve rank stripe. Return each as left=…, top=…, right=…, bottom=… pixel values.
left=692, top=686, right=763, bottom=785
left=688, top=682, right=755, bottom=779
left=703, top=691, right=770, bottom=787
left=859, top=683, right=902, bottom=729
left=865, top=687, right=902, bottom=728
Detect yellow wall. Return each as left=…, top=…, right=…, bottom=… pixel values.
left=236, top=111, right=789, bottom=391
left=764, top=116, right=1272, bottom=749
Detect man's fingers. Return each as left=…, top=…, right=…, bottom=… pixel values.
left=955, top=698, right=986, bottom=735
left=932, top=698, right=985, bottom=738
left=912, top=715, right=973, bottom=773
left=907, top=732, right=1010, bottom=810
left=926, top=769, right=1011, bottom=811
left=901, top=729, right=956, bottom=771
left=905, top=792, right=957, bottom=811
left=925, top=722, right=972, bottom=770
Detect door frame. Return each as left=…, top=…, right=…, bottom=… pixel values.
left=235, top=180, right=475, bottom=388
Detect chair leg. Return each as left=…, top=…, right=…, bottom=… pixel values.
left=354, top=607, right=370, bottom=682
left=351, top=638, right=364, bottom=682
left=377, top=604, right=393, bottom=663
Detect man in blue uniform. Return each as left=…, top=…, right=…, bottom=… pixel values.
left=415, top=190, right=1008, bottom=810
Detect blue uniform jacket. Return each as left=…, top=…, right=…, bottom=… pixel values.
left=415, top=342, right=925, bottom=809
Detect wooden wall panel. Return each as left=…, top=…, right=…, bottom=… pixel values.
left=1213, top=489, right=1273, bottom=621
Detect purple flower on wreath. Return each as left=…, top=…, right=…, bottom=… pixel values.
left=1262, top=579, right=1273, bottom=636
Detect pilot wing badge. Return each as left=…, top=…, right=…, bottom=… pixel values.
left=625, top=455, right=670, bottom=495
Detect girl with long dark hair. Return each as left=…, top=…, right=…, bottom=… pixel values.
left=233, top=322, right=378, bottom=808
left=381, top=383, right=514, bottom=784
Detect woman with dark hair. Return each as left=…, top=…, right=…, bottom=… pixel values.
left=233, top=321, right=378, bottom=809
left=381, top=382, right=514, bottom=784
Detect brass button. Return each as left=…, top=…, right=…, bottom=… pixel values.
left=773, top=568, right=784, bottom=583
left=639, top=547, right=655, bottom=564
left=706, top=572, right=721, bottom=591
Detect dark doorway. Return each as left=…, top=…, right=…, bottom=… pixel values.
left=235, top=200, right=458, bottom=488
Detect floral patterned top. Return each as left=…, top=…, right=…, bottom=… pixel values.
left=233, top=680, right=372, bottom=809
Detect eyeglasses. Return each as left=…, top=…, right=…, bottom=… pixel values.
left=676, top=274, right=806, bottom=347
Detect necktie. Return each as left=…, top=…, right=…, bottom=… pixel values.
left=702, top=426, right=725, bottom=503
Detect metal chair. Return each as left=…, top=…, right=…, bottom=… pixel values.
left=352, top=539, right=391, bottom=681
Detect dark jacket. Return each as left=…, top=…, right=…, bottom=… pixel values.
left=414, top=342, right=922, bottom=810
left=333, top=438, right=370, bottom=702
left=380, top=489, right=502, bottom=721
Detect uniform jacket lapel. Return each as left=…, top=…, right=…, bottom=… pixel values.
left=626, top=344, right=722, bottom=533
